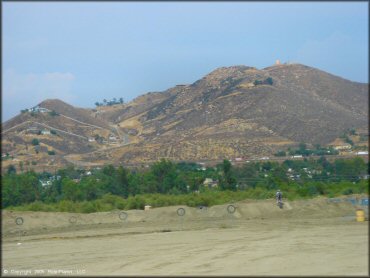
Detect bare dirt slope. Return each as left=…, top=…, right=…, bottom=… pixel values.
left=2, top=197, right=368, bottom=276
left=2, top=64, right=368, bottom=168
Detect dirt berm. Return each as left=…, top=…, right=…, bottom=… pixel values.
left=2, top=195, right=368, bottom=241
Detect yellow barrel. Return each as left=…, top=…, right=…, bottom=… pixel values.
left=356, top=209, right=365, bottom=222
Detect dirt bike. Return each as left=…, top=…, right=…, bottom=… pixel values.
left=277, top=199, right=283, bottom=209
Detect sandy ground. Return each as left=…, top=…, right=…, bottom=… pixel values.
left=1, top=197, right=369, bottom=276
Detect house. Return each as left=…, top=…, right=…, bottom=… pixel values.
left=39, top=180, right=52, bottom=187
left=203, top=178, right=218, bottom=188
left=292, top=155, right=303, bottom=158
left=50, top=175, right=61, bottom=181
left=203, top=178, right=213, bottom=185
left=357, top=151, right=368, bottom=155
left=28, top=106, right=49, bottom=113
left=108, top=134, right=117, bottom=141
left=38, top=107, right=49, bottom=113
left=333, top=143, right=352, bottom=151
left=41, top=129, right=51, bottom=135
left=88, top=137, right=95, bottom=142
left=330, top=138, right=352, bottom=151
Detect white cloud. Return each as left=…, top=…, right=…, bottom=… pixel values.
left=2, top=69, right=76, bottom=121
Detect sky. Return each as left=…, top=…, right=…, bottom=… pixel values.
left=2, top=2, right=369, bottom=122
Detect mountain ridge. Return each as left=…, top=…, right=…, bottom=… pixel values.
left=2, top=63, right=368, bottom=170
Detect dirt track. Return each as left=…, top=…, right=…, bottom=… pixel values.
left=2, top=197, right=369, bottom=276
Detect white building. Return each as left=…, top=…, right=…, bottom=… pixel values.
left=28, top=106, right=49, bottom=113
left=203, top=178, right=218, bottom=188
left=333, top=143, right=352, bottom=150
left=292, top=155, right=303, bottom=158
left=39, top=180, right=52, bottom=187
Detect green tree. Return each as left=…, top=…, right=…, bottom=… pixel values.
left=79, top=177, right=103, bottom=201
left=102, top=164, right=116, bottom=177
left=274, top=150, right=286, bottom=157
left=219, top=160, right=237, bottom=191
left=150, top=159, right=177, bottom=194
left=7, top=164, right=17, bottom=175
left=61, top=178, right=83, bottom=201
left=114, top=166, right=130, bottom=197
left=49, top=110, right=59, bottom=116
left=58, top=165, right=80, bottom=179
left=31, top=138, right=40, bottom=146
left=265, top=77, right=273, bottom=85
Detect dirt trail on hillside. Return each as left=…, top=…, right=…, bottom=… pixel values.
left=2, top=196, right=369, bottom=276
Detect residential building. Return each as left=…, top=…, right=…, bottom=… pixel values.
left=203, top=178, right=218, bottom=188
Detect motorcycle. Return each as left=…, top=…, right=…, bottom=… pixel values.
left=277, top=199, right=284, bottom=209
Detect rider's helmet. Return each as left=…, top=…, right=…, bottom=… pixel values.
left=277, top=189, right=281, bottom=192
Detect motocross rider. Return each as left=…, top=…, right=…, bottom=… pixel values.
left=276, top=189, right=282, bottom=204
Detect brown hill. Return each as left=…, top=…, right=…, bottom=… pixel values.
left=1, top=99, right=120, bottom=171
left=92, top=63, right=368, bottom=163
left=2, top=63, right=368, bottom=170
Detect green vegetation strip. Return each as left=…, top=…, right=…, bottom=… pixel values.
left=3, top=157, right=369, bottom=213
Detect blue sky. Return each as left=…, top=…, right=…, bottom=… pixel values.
left=2, top=2, right=368, bottom=122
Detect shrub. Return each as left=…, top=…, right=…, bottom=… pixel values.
left=49, top=110, right=59, bottom=117
left=94, top=200, right=114, bottom=212
left=342, top=188, right=354, bottom=195
left=127, top=196, right=146, bottom=210
left=27, top=201, right=54, bottom=211
left=7, top=164, right=16, bottom=174
left=81, top=202, right=96, bottom=213
left=57, top=200, right=76, bottom=212
left=274, top=150, right=286, bottom=157
left=265, top=77, right=273, bottom=85
left=31, top=139, right=39, bottom=146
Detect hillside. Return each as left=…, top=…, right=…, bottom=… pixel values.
left=1, top=63, right=368, bottom=170
left=2, top=99, right=123, bottom=171
left=92, top=63, right=368, bottom=163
